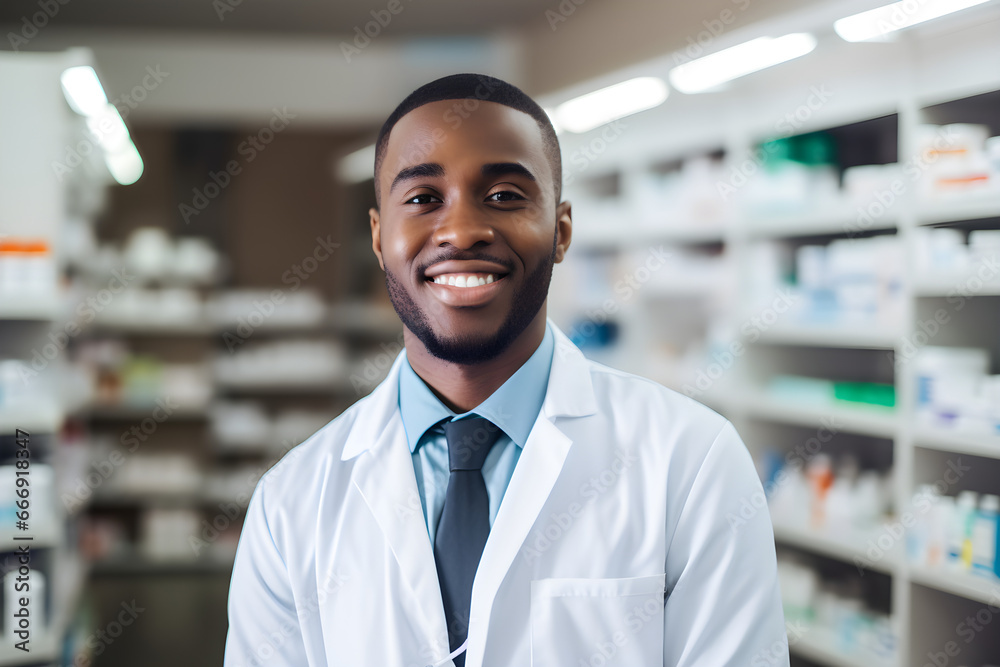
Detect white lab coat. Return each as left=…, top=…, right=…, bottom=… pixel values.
left=224, top=318, right=789, bottom=667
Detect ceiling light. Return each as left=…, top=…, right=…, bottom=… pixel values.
left=62, top=65, right=143, bottom=185
left=104, top=140, right=144, bottom=186
left=834, top=0, right=990, bottom=42
left=60, top=66, right=109, bottom=116
left=668, top=33, right=817, bottom=94
left=554, top=77, right=668, bottom=134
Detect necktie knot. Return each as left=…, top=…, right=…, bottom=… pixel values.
left=442, top=416, right=504, bottom=471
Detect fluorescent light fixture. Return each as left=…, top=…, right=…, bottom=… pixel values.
left=104, top=140, right=144, bottom=186
left=85, top=103, right=143, bottom=183
left=668, top=33, right=817, bottom=94
left=337, top=143, right=377, bottom=184
left=834, top=0, right=989, bottom=42
left=554, top=77, right=668, bottom=134
left=86, top=104, right=131, bottom=153
left=61, top=65, right=143, bottom=185
left=60, top=66, right=109, bottom=116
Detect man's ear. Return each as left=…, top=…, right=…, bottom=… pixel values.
left=553, top=200, right=572, bottom=264
left=369, top=207, right=385, bottom=272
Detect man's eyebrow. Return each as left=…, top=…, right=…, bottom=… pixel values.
left=388, top=161, right=537, bottom=197
left=481, top=162, right=537, bottom=184
left=389, top=163, right=445, bottom=196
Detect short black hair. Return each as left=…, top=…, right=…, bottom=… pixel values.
left=373, top=72, right=561, bottom=211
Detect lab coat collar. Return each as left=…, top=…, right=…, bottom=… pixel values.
left=341, top=316, right=597, bottom=461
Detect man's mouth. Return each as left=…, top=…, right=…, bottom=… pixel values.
left=427, top=272, right=504, bottom=288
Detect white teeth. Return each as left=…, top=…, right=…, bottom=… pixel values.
left=431, top=273, right=499, bottom=287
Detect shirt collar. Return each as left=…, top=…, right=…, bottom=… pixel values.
left=398, top=319, right=555, bottom=453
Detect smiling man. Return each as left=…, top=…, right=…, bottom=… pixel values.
left=224, top=73, right=789, bottom=667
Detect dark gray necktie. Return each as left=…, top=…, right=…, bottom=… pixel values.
left=433, top=415, right=504, bottom=667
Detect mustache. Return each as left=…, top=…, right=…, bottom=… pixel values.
left=418, top=250, right=513, bottom=276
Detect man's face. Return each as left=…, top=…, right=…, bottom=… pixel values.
left=370, top=99, right=571, bottom=365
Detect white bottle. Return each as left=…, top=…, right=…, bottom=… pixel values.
left=972, top=494, right=999, bottom=576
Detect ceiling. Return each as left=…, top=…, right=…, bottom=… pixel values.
left=0, top=0, right=560, bottom=36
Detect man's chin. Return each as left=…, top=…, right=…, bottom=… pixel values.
left=417, top=327, right=510, bottom=365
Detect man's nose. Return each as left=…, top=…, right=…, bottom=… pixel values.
left=430, top=196, right=495, bottom=249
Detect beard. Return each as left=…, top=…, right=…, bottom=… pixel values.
left=384, top=238, right=556, bottom=365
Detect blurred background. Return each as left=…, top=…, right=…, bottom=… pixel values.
left=1, top=0, right=1000, bottom=665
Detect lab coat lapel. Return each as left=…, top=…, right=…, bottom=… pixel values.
left=465, top=319, right=598, bottom=667
left=342, top=351, right=451, bottom=655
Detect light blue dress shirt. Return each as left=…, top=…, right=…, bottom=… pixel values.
left=398, top=320, right=555, bottom=545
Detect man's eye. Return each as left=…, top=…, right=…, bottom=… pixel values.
left=488, top=191, right=525, bottom=203
left=405, top=194, right=440, bottom=205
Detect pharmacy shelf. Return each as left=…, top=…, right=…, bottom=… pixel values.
left=92, top=316, right=333, bottom=337
left=84, top=404, right=210, bottom=421
left=215, top=377, right=353, bottom=393
left=744, top=205, right=897, bottom=239
left=0, top=293, right=63, bottom=321
left=771, top=521, right=899, bottom=575
left=741, top=394, right=898, bottom=439
left=0, top=405, right=63, bottom=435
left=908, top=565, right=1000, bottom=606
left=89, top=317, right=215, bottom=336
left=913, top=274, right=1000, bottom=297
left=90, top=553, right=236, bottom=576
left=790, top=624, right=896, bottom=667
left=572, top=223, right=727, bottom=249
left=89, top=490, right=212, bottom=508
left=916, top=195, right=1000, bottom=225
left=754, top=323, right=901, bottom=350
left=328, top=301, right=402, bottom=338
left=914, top=429, right=1000, bottom=460
left=216, top=319, right=328, bottom=336
left=642, top=275, right=725, bottom=298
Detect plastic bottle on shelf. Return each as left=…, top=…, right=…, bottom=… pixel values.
left=907, top=485, right=934, bottom=566
left=805, top=453, right=834, bottom=529
left=928, top=494, right=954, bottom=568
left=950, top=491, right=979, bottom=571
left=971, top=494, right=999, bottom=578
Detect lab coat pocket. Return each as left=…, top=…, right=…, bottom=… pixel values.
left=529, top=573, right=666, bottom=667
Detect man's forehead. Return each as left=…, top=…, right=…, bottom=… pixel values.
left=384, top=99, right=545, bottom=171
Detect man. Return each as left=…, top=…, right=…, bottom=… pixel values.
left=224, top=73, right=789, bottom=667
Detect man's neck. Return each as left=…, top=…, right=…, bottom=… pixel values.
left=404, top=313, right=547, bottom=414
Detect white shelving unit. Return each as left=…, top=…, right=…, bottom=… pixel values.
left=0, top=48, right=112, bottom=666
left=547, top=5, right=1000, bottom=666
left=74, top=293, right=401, bottom=575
